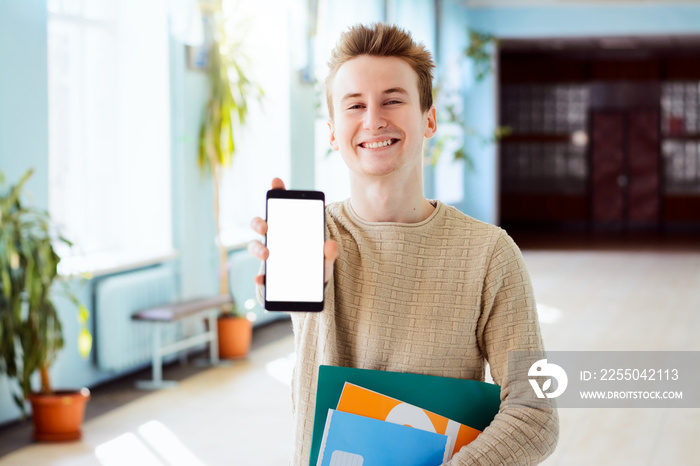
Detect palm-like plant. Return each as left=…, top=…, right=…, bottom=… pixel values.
left=198, top=13, right=263, bottom=315
left=0, top=169, right=90, bottom=416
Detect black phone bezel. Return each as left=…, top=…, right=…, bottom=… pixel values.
left=264, top=189, right=325, bottom=312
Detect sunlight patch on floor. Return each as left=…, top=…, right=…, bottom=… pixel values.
left=95, top=431, right=165, bottom=466
left=95, top=420, right=206, bottom=466
left=537, top=302, right=562, bottom=325
left=265, top=352, right=296, bottom=386
left=138, top=420, right=206, bottom=466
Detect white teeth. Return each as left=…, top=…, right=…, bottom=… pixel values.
left=364, top=139, right=393, bottom=149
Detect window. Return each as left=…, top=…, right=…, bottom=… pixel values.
left=48, top=0, right=173, bottom=274
left=218, top=0, right=291, bottom=247
left=661, top=82, right=700, bottom=194
left=500, top=84, right=590, bottom=194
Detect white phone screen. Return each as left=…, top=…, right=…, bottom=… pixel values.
left=265, top=196, right=325, bottom=306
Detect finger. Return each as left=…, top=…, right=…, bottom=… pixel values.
left=250, top=216, right=267, bottom=236
left=247, top=240, right=269, bottom=261
left=324, top=239, right=338, bottom=284
left=254, top=274, right=265, bottom=286
left=271, top=177, right=286, bottom=190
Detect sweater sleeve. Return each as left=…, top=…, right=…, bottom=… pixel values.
left=446, top=232, right=558, bottom=465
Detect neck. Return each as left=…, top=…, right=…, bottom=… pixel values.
left=349, top=170, right=434, bottom=223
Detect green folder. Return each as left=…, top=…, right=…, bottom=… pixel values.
left=309, top=365, right=501, bottom=466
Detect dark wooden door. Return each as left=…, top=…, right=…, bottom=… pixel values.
left=591, top=112, right=625, bottom=224
left=627, top=111, right=660, bottom=224
left=590, top=110, right=660, bottom=229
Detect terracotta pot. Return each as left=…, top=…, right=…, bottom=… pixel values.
left=217, top=316, right=252, bottom=359
left=28, top=388, right=90, bottom=442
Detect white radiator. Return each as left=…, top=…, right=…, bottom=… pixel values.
left=95, top=265, right=178, bottom=372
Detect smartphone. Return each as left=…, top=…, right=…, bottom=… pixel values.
left=264, top=189, right=326, bottom=311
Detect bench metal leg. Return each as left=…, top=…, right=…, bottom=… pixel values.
left=136, top=310, right=229, bottom=390
left=208, top=312, right=220, bottom=365
left=137, top=323, right=178, bottom=390
left=193, top=311, right=231, bottom=369
left=153, top=322, right=162, bottom=383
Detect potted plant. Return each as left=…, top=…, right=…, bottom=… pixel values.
left=0, top=169, right=92, bottom=441
left=198, top=11, right=263, bottom=358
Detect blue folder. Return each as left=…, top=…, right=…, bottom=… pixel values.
left=317, top=409, right=447, bottom=466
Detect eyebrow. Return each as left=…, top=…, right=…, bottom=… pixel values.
left=340, top=87, right=410, bottom=102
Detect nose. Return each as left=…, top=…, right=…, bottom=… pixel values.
left=363, top=103, right=387, bottom=131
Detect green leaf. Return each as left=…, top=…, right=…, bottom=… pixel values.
left=197, top=13, right=264, bottom=179
left=0, top=168, right=85, bottom=405
left=12, top=393, right=26, bottom=417
left=77, top=304, right=89, bottom=324
left=78, top=327, right=92, bottom=360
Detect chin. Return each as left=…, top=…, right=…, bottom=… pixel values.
left=359, top=163, right=402, bottom=177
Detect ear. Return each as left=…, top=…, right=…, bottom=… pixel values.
left=424, top=106, right=437, bottom=139
left=328, top=119, right=340, bottom=151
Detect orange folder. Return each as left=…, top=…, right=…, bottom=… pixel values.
left=336, top=382, right=482, bottom=461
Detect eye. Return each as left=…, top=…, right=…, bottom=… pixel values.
left=347, top=103, right=364, bottom=110
left=385, top=99, right=403, bottom=105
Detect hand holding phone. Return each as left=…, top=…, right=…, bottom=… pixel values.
left=248, top=179, right=338, bottom=309
left=264, top=189, right=326, bottom=311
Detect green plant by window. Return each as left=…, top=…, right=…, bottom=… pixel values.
left=464, top=28, right=498, bottom=83
left=425, top=28, right=510, bottom=170
left=198, top=12, right=263, bottom=316
left=0, top=169, right=91, bottom=416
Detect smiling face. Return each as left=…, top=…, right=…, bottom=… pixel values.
left=328, top=55, right=436, bottom=180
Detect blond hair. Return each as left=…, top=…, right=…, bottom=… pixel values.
left=325, top=23, right=435, bottom=119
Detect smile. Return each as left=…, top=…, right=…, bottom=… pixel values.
left=360, top=139, right=398, bottom=149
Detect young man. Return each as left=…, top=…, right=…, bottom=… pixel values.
left=249, top=23, right=558, bottom=465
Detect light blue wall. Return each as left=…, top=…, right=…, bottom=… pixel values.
left=289, top=69, right=317, bottom=190
left=468, top=4, right=700, bottom=38
left=462, top=67, right=498, bottom=223
left=0, top=0, right=49, bottom=208
left=393, top=0, right=436, bottom=52
left=0, top=0, right=51, bottom=425
left=170, top=39, right=218, bottom=300
left=437, top=0, right=501, bottom=224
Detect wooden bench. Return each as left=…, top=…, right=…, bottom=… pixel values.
left=132, top=295, right=232, bottom=389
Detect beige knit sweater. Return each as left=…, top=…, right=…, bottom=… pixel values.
left=288, top=199, right=558, bottom=465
